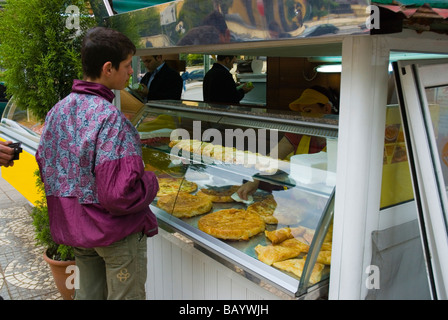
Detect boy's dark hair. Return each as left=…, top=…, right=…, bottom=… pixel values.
left=81, top=27, right=136, bottom=79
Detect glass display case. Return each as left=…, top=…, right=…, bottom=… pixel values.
left=0, top=94, right=338, bottom=297
left=0, top=98, right=41, bottom=151
left=138, top=99, right=338, bottom=297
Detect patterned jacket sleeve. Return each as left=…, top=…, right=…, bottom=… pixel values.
left=94, top=111, right=158, bottom=216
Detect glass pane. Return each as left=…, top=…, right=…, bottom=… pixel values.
left=380, top=105, right=414, bottom=209
left=425, top=85, right=448, bottom=199
left=375, top=106, right=431, bottom=299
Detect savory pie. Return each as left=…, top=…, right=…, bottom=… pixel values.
left=255, top=238, right=310, bottom=265
left=255, top=244, right=302, bottom=266
left=169, top=139, right=202, bottom=152
left=197, top=185, right=240, bottom=203
left=212, top=146, right=236, bottom=163
left=156, top=192, right=212, bottom=218
left=304, top=250, right=332, bottom=265
left=247, top=196, right=306, bottom=225
left=278, top=238, right=310, bottom=253
left=200, top=142, right=215, bottom=158
left=321, top=242, right=332, bottom=251
left=273, top=258, right=324, bottom=284
left=265, top=225, right=312, bottom=244
left=157, top=177, right=198, bottom=197
left=169, top=139, right=277, bottom=169
left=264, top=228, right=293, bottom=244
left=198, top=208, right=265, bottom=241
left=324, top=223, right=333, bottom=243
left=171, top=140, right=213, bottom=156
left=247, top=195, right=277, bottom=224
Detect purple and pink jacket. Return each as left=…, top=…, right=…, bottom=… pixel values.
left=36, top=80, right=158, bottom=248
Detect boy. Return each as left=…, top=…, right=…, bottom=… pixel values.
left=36, top=27, right=158, bottom=300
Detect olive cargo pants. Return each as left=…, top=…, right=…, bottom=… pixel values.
left=73, top=232, right=147, bottom=300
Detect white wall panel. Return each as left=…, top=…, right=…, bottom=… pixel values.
left=146, top=228, right=283, bottom=300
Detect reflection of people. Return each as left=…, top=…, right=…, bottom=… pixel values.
left=268, top=21, right=291, bottom=39
left=36, top=27, right=159, bottom=300
left=0, top=140, right=15, bottom=167
left=202, top=11, right=230, bottom=44
left=177, top=11, right=230, bottom=46
left=176, top=25, right=221, bottom=46
left=203, top=55, right=253, bottom=104
left=237, top=86, right=339, bottom=200
left=138, top=55, right=183, bottom=100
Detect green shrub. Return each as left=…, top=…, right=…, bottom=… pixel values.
left=0, top=0, right=95, bottom=122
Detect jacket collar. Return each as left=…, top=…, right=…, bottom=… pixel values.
left=71, top=79, right=115, bottom=103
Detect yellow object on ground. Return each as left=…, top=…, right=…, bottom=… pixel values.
left=0, top=138, right=40, bottom=205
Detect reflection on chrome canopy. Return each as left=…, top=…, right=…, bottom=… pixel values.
left=99, top=0, right=370, bottom=49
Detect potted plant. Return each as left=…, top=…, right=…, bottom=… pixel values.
left=31, top=170, right=76, bottom=300
left=0, top=0, right=95, bottom=300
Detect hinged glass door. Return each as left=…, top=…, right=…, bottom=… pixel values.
left=393, top=61, right=448, bottom=299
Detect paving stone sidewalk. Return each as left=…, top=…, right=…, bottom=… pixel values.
left=0, top=172, right=61, bottom=300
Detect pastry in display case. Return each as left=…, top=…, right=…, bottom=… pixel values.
left=137, top=99, right=337, bottom=297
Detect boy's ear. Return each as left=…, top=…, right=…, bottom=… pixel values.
left=102, top=61, right=113, bottom=76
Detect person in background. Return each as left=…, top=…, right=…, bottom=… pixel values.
left=0, top=140, right=14, bottom=167
left=203, top=55, right=253, bottom=104
left=36, top=27, right=159, bottom=300
left=237, top=85, right=339, bottom=200
left=138, top=55, right=183, bottom=101
left=201, top=11, right=231, bottom=44
left=285, top=85, right=339, bottom=154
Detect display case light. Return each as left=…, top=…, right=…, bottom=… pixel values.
left=316, top=64, right=341, bottom=73
left=316, top=64, right=393, bottom=73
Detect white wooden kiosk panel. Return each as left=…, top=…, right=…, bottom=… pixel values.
left=146, top=228, right=283, bottom=300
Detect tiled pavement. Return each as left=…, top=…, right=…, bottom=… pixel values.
left=0, top=171, right=61, bottom=300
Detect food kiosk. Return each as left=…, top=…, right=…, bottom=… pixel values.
left=1, top=0, right=448, bottom=299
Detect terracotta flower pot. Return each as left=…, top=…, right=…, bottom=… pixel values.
left=43, top=250, right=76, bottom=300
